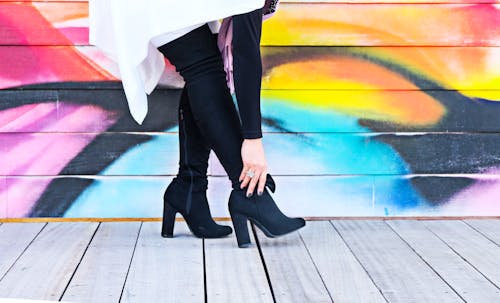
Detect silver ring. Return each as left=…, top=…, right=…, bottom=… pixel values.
left=246, top=170, right=255, bottom=178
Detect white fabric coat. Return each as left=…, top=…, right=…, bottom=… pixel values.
left=88, top=0, right=266, bottom=124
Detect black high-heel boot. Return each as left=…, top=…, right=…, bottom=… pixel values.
left=162, top=176, right=233, bottom=238
left=229, top=174, right=306, bottom=248
left=161, top=84, right=232, bottom=239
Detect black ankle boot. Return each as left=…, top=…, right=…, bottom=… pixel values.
left=162, top=176, right=233, bottom=238
left=228, top=174, right=306, bottom=248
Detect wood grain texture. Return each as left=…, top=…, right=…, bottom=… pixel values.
left=423, top=220, right=500, bottom=289
left=61, top=222, right=141, bottom=303
left=0, top=219, right=499, bottom=301
left=0, top=222, right=45, bottom=280
left=299, top=221, right=386, bottom=302
left=331, top=220, right=463, bottom=302
left=387, top=220, right=500, bottom=302
left=205, top=222, right=274, bottom=302
left=120, top=221, right=204, bottom=303
left=255, top=227, right=333, bottom=303
left=463, top=219, right=500, bottom=245
left=0, top=222, right=98, bottom=300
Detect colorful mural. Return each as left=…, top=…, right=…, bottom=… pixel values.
left=0, top=1, right=499, bottom=219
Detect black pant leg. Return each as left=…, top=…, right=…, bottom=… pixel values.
left=158, top=24, right=245, bottom=190
left=176, top=86, right=210, bottom=190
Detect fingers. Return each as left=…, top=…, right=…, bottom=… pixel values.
left=239, top=165, right=249, bottom=183
left=246, top=168, right=262, bottom=197
left=239, top=167, right=268, bottom=197
left=257, top=170, right=267, bottom=195
left=239, top=166, right=252, bottom=189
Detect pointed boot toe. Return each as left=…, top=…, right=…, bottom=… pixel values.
left=228, top=173, right=306, bottom=247
left=162, top=177, right=233, bottom=238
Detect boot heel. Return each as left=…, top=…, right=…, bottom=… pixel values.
left=161, top=203, right=177, bottom=238
left=230, top=212, right=251, bottom=248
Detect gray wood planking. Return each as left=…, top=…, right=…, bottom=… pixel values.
left=0, top=222, right=45, bottom=281
left=387, top=220, right=500, bottom=302
left=205, top=221, right=273, bottom=302
left=1, top=219, right=500, bottom=302
left=331, top=219, right=463, bottom=302
left=299, top=221, right=386, bottom=303
left=61, top=222, right=141, bottom=303
left=255, top=226, right=333, bottom=302
left=0, top=222, right=98, bottom=301
left=423, top=220, right=500, bottom=289
left=120, top=221, right=204, bottom=303
left=463, top=219, right=500, bottom=246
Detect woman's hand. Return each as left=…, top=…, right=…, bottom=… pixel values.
left=239, top=138, right=267, bottom=197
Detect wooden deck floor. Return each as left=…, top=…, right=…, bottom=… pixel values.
left=0, top=219, right=499, bottom=303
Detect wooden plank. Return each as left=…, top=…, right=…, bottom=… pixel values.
left=61, top=222, right=141, bottom=303
left=1, top=0, right=498, bottom=3
left=0, top=0, right=498, bottom=3
left=0, top=222, right=45, bottom=279
left=0, top=89, right=181, bottom=133
left=0, top=222, right=98, bottom=300
left=463, top=219, right=500, bottom=245
left=262, top=3, right=500, bottom=46
left=331, top=220, right=463, bottom=302
left=1, top=46, right=500, bottom=93
left=255, top=226, right=333, bottom=302
left=7, top=176, right=174, bottom=218
left=2, top=88, right=500, bottom=134
left=299, top=221, right=386, bottom=302
left=120, top=221, right=204, bottom=303
left=5, top=174, right=500, bottom=219
left=2, top=132, right=499, bottom=176
left=0, top=176, right=6, bottom=218
left=1, top=3, right=499, bottom=46
left=423, top=220, right=500, bottom=288
left=205, top=222, right=274, bottom=302
left=387, top=220, right=500, bottom=302
left=0, top=2, right=88, bottom=45
left=261, top=46, right=500, bottom=93
left=283, top=0, right=500, bottom=2
left=0, top=133, right=179, bottom=176
left=211, top=133, right=500, bottom=175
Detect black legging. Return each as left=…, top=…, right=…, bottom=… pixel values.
left=158, top=23, right=249, bottom=191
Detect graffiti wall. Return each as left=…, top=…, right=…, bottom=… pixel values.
left=0, top=1, right=499, bottom=219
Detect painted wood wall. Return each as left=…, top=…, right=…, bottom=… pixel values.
left=0, top=0, right=499, bottom=218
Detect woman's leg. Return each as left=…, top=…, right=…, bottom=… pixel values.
left=158, top=23, right=305, bottom=247
left=158, top=24, right=245, bottom=190
left=161, top=82, right=233, bottom=239
left=176, top=86, right=210, bottom=187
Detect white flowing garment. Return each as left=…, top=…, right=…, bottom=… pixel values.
left=88, top=0, right=266, bottom=124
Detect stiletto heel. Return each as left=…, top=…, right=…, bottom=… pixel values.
left=230, top=212, right=251, bottom=248
left=161, top=203, right=177, bottom=238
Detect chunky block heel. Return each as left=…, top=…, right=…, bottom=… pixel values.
left=230, top=212, right=251, bottom=248
left=228, top=174, right=306, bottom=248
left=161, top=177, right=232, bottom=238
left=161, top=203, right=177, bottom=238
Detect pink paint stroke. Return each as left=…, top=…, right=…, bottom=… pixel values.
left=0, top=102, right=117, bottom=217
